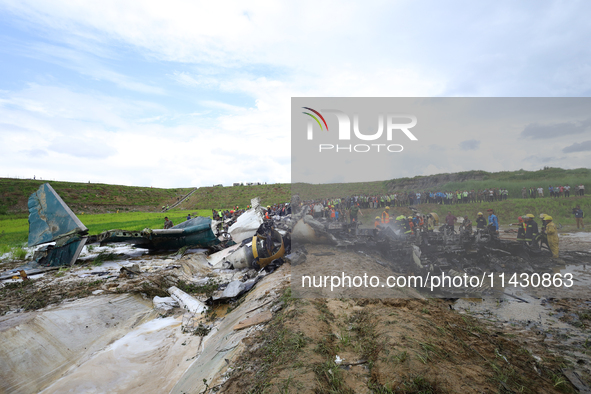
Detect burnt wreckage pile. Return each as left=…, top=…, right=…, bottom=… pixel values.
left=289, top=204, right=591, bottom=296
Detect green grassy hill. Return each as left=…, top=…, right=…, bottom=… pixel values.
left=179, top=184, right=291, bottom=210
left=0, top=178, right=193, bottom=216
left=1, top=168, right=589, bottom=249
left=385, top=167, right=591, bottom=198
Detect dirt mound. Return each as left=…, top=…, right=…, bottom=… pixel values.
left=220, top=245, right=574, bottom=394
left=222, top=295, right=570, bottom=393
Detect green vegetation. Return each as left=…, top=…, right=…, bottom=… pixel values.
left=0, top=210, right=212, bottom=247
left=387, top=167, right=591, bottom=198
left=0, top=244, right=28, bottom=260
left=181, top=183, right=291, bottom=210
left=418, top=195, right=590, bottom=228
left=292, top=181, right=389, bottom=201
left=0, top=177, right=193, bottom=215
left=1, top=168, right=589, bottom=248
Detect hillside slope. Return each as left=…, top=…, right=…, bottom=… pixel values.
left=1, top=167, right=589, bottom=215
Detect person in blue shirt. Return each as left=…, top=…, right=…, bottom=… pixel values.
left=487, top=209, right=499, bottom=233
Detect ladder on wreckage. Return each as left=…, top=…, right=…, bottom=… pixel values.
left=162, top=187, right=198, bottom=212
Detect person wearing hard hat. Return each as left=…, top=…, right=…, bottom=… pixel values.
left=516, top=216, right=526, bottom=242
left=403, top=216, right=412, bottom=235
left=544, top=215, right=559, bottom=258
left=523, top=213, right=539, bottom=247
left=538, top=215, right=551, bottom=251
left=476, top=212, right=486, bottom=229
left=374, top=216, right=382, bottom=228
left=381, top=206, right=390, bottom=224
left=426, top=214, right=435, bottom=232
left=538, top=213, right=548, bottom=232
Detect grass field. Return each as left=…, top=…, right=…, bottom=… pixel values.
left=1, top=168, right=589, bottom=248
left=0, top=178, right=193, bottom=215
left=0, top=210, right=212, bottom=248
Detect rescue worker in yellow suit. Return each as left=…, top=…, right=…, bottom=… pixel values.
left=544, top=215, right=559, bottom=258
left=538, top=214, right=550, bottom=251
left=381, top=206, right=390, bottom=224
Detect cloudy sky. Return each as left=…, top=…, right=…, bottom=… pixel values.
left=0, top=1, right=590, bottom=187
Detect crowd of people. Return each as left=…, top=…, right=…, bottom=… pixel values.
left=161, top=192, right=586, bottom=262
left=211, top=203, right=292, bottom=221
left=305, top=190, right=512, bottom=209
left=521, top=184, right=585, bottom=198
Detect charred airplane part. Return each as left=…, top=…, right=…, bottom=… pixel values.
left=92, top=217, right=220, bottom=251
left=23, top=184, right=255, bottom=267
left=289, top=204, right=589, bottom=298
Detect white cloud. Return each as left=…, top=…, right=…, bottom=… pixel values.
left=1, top=1, right=590, bottom=187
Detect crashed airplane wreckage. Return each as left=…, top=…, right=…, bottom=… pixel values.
left=288, top=203, right=591, bottom=297
left=20, top=183, right=588, bottom=297
left=25, top=183, right=285, bottom=269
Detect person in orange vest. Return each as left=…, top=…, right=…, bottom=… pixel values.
left=408, top=216, right=414, bottom=234
left=374, top=216, right=382, bottom=228
left=381, top=206, right=390, bottom=224
left=330, top=206, right=336, bottom=221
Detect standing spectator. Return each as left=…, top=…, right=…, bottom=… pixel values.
left=537, top=187, right=543, bottom=197
left=164, top=217, right=173, bottom=229
left=445, top=211, right=457, bottom=232
left=579, top=184, right=585, bottom=196
left=564, top=184, right=570, bottom=198
left=349, top=204, right=362, bottom=223
left=487, top=209, right=499, bottom=233
left=573, top=205, right=585, bottom=229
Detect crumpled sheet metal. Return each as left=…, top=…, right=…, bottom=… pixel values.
left=170, top=264, right=290, bottom=393
left=291, top=215, right=338, bottom=245
left=168, top=286, right=207, bottom=315
left=97, top=217, right=220, bottom=250
left=228, top=197, right=264, bottom=243
left=28, top=183, right=87, bottom=247
left=0, top=294, right=154, bottom=394
left=32, top=233, right=88, bottom=267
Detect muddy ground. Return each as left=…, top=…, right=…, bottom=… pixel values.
left=1, top=234, right=591, bottom=393
left=221, top=243, right=589, bottom=394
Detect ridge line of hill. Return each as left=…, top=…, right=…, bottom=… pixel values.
left=1, top=167, right=589, bottom=215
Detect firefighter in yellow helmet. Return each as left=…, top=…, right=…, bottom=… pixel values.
left=381, top=206, right=390, bottom=224
left=544, top=215, right=559, bottom=258
left=374, top=216, right=381, bottom=228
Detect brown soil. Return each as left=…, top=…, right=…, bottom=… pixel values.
left=221, top=295, right=573, bottom=393
left=220, top=246, right=577, bottom=394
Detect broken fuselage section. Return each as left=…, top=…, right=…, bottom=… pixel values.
left=27, top=183, right=221, bottom=267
